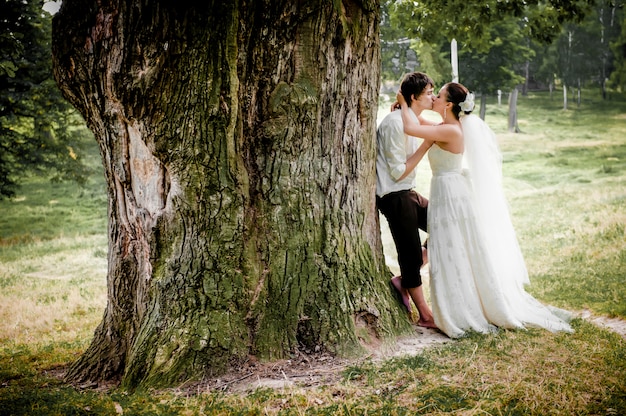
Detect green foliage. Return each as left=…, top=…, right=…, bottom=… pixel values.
left=408, top=40, right=451, bottom=86
left=380, top=1, right=416, bottom=81
left=387, top=0, right=595, bottom=47
left=524, top=1, right=593, bottom=43
left=379, top=0, right=625, bottom=100
left=0, top=0, right=93, bottom=199
left=553, top=3, right=617, bottom=89
left=459, top=17, right=531, bottom=94
left=380, top=1, right=453, bottom=83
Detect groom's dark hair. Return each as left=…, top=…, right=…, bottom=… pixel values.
left=400, top=72, right=434, bottom=106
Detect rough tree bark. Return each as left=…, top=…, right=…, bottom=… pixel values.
left=52, top=0, right=411, bottom=389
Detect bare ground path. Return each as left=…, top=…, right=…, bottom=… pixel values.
left=177, top=310, right=625, bottom=394
left=60, top=310, right=624, bottom=394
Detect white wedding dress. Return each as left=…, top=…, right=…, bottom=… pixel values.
left=427, top=115, right=573, bottom=338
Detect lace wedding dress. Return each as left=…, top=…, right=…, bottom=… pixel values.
left=427, top=116, right=573, bottom=338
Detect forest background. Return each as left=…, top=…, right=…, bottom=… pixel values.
left=3, top=0, right=626, bottom=198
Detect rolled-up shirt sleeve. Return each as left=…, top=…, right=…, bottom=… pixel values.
left=381, top=118, right=408, bottom=181
left=376, top=110, right=420, bottom=198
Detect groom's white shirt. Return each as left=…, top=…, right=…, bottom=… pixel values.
left=376, top=109, right=421, bottom=198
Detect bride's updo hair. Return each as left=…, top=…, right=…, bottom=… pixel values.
left=446, top=82, right=472, bottom=119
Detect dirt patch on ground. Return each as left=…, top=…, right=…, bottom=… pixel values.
left=60, top=311, right=624, bottom=395
left=581, top=309, right=626, bottom=340
left=180, top=325, right=449, bottom=394
left=182, top=311, right=625, bottom=394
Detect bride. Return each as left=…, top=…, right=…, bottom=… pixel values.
left=395, top=82, right=573, bottom=338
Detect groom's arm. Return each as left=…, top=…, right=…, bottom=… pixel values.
left=398, top=139, right=433, bottom=181
left=381, top=117, right=411, bottom=181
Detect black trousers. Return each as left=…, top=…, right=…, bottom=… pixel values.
left=377, top=189, right=428, bottom=288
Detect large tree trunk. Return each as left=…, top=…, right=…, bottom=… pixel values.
left=52, top=0, right=410, bottom=389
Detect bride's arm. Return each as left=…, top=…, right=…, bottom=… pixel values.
left=418, top=115, right=439, bottom=126
left=397, top=91, right=459, bottom=144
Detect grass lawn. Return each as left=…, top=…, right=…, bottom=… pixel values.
left=0, top=89, right=624, bottom=415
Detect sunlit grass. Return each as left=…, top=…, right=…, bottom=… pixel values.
left=1, top=321, right=622, bottom=415
left=495, top=91, right=626, bottom=319
left=0, top=163, right=108, bottom=348
left=0, top=235, right=107, bottom=345
left=0, top=175, right=107, bottom=247
left=0, top=89, right=624, bottom=414
left=334, top=321, right=624, bottom=415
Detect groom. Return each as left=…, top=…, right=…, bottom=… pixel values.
left=376, top=71, right=436, bottom=329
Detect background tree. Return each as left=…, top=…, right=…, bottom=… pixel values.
left=379, top=0, right=596, bottom=125
left=388, top=0, right=595, bottom=48
left=380, top=0, right=415, bottom=81
left=529, top=40, right=559, bottom=97
left=0, top=0, right=91, bottom=199
left=552, top=1, right=623, bottom=108
left=554, top=27, right=583, bottom=109
left=457, top=17, right=531, bottom=121
left=525, top=0, right=624, bottom=101
left=380, top=0, right=450, bottom=85
left=610, top=12, right=626, bottom=91
left=595, top=0, right=623, bottom=98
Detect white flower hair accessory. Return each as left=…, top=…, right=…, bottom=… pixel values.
left=459, top=92, right=475, bottom=113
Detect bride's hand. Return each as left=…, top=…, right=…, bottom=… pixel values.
left=390, top=100, right=400, bottom=111
left=396, top=90, right=407, bottom=106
